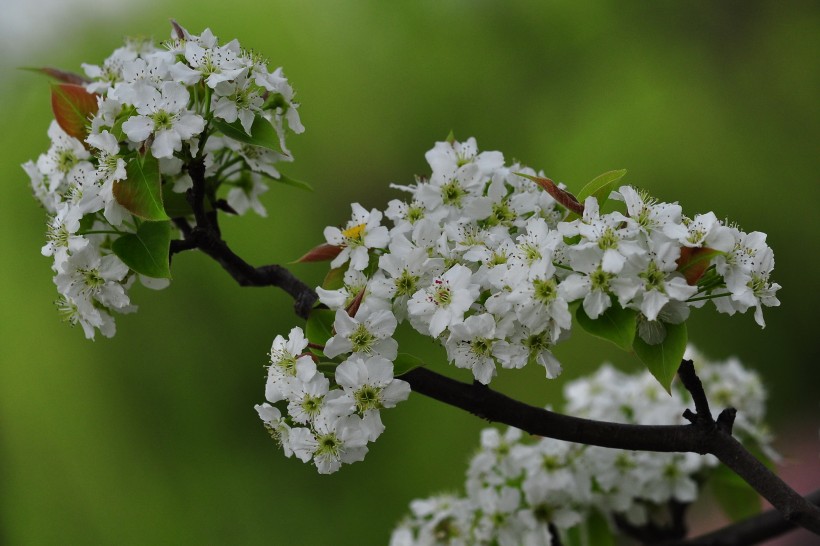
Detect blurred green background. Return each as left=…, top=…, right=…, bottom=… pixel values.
left=1, top=1, right=818, bottom=544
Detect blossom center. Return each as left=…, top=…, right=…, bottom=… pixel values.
left=395, top=270, right=418, bottom=296
left=342, top=223, right=366, bottom=246
left=354, top=385, right=382, bottom=412
left=598, top=227, right=619, bottom=251
left=151, top=109, right=175, bottom=132
left=349, top=324, right=376, bottom=352
left=533, top=278, right=557, bottom=305
left=441, top=179, right=466, bottom=206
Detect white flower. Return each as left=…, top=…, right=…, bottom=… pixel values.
left=170, top=31, right=247, bottom=88
left=445, top=313, right=517, bottom=384
left=226, top=173, right=269, bottom=217
left=561, top=196, right=643, bottom=274
left=407, top=264, right=480, bottom=337
left=54, top=246, right=130, bottom=311
left=255, top=403, right=295, bottom=458
left=370, top=236, right=444, bottom=320
left=212, top=73, right=264, bottom=133
left=42, top=206, right=88, bottom=267
left=324, top=203, right=390, bottom=271
left=289, top=410, right=369, bottom=474
left=615, top=185, right=688, bottom=241
left=316, top=268, right=369, bottom=310
left=680, top=212, right=734, bottom=252
left=121, top=81, right=205, bottom=158
left=506, top=260, right=571, bottom=340
left=324, top=307, right=398, bottom=360
left=86, top=130, right=129, bottom=226
left=286, top=373, right=331, bottom=425
left=335, top=355, right=411, bottom=414
left=54, top=294, right=116, bottom=340
left=265, top=327, right=317, bottom=403
left=37, top=121, right=92, bottom=193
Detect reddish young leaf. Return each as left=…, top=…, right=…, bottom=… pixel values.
left=515, top=173, right=584, bottom=215
left=51, top=83, right=99, bottom=141
left=677, top=246, right=720, bottom=285
left=345, top=288, right=366, bottom=318
left=295, top=243, right=343, bottom=263
left=22, top=66, right=90, bottom=85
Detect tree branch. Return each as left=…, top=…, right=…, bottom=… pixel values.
left=661, top=489, right=820, bottom=546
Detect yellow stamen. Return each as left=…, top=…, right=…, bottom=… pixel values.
left=342, top=223, right=366, bottom=241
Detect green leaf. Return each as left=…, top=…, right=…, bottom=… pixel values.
left=317, top=361, right=338, bottom=378
left=576, top=301, right=637, bottom=351
left=161, top=184, right=193, bottom=218
left=305, top=308, right=336, bottom=347
left=577, top=169, right=627, bottom=204
left=114, top=154, right=169, bottom=221
left=212, top=116, right=284, bottom=154
left=393, top=353, right=425, bottom=376
left=277, top=173, right=313, bottom=191
left=709, top=464, right=762, bottom=521
left=111, top=221, right=172, bottom=279
left=77, top=213, right=96, bottom=234
left=633, top=321, right=688, bottom=392
left=50, top=83, right=99, bottom=142
left=160, top=184, right=215, bottom=218
left=565, top=170, right=627, bottom=221
left=585, top=510, right=616, bottom=546
left=254, top=168, right=313, bottom=192
left=322, top=267, right=347, bottom=291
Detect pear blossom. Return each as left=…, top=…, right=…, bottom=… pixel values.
left=324, top=203, right=390, bottom=270
left=121, top=81, right=205, bottom=158
left=323, top=307, right=398, bottom=360
left=408, top=264, right=480, bottom=337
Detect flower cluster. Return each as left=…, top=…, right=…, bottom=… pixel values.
left=255, top=327, right=411, bottom=474
left=389, top=347, right=774, bottom=546
left=313, top=137, right=780, bottom=385
left=23, top=23, right=303, bottom=338
left=257, top=137, right=781, bottom=472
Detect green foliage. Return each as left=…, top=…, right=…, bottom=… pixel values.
left=111, top=220, right=172, bottom=278
left=114, top=154, right=169, bottom=221
left=305, top=308, right=335, bottom=348
left=633, top=321, right=688, bottom=392
left=393, top=353, right=425, bottom=376
left=212, top=116, right=283, bottom=153
left=575, top=301, right=637, bottom=351
left=276, top=173, right=313, bottom=192
left=322, top=266, right=346, bottom=291
left=566, top=169, right=628, bottom=220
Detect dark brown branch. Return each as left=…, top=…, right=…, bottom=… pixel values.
left=661, top=489, right=820, bottom=546
left=399, top=366, right=820, bottom=534
left=174, top=158, right=317, bottom=318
